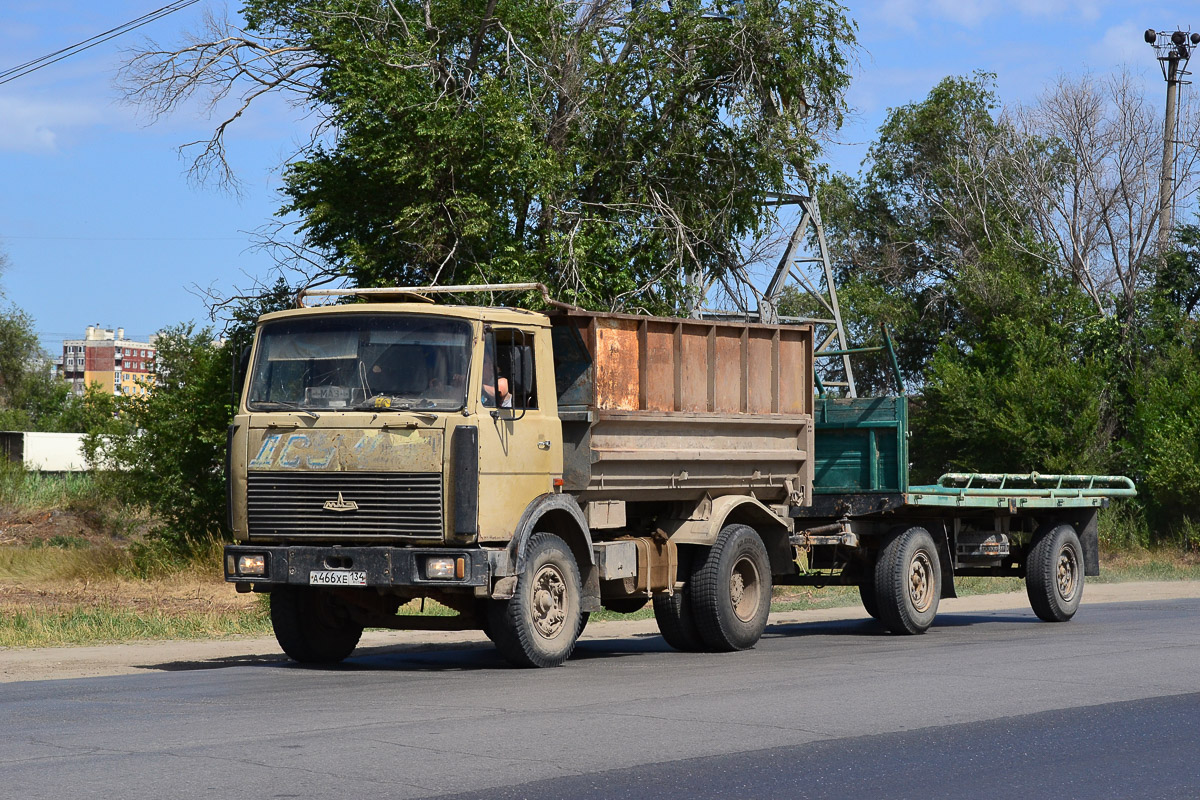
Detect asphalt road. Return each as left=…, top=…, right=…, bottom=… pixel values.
left=3, top=596, right=1199, bottom=800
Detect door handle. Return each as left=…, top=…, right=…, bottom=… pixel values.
left=537, top=440, right=551, bottom=450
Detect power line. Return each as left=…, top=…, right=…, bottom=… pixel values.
left=2, top=235, right=246, bottom=242
left=0, top=0, right=200, bottom=87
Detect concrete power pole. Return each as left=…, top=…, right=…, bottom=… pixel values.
left=1146, top=28, right=1199, bottom=253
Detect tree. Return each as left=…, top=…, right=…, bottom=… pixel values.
left=820, top=74, right=1117, bottom=474
left=90, top=325, right=234, bottom=546
left=121, top=0, right=856, bottom=311
left=819, top=73, right=1024, bottom=393
left=89, top=282, right=296, bottom=547
left=0, top=305, right=93, bottom=433
left=995, top=71, right=1200, bottom=322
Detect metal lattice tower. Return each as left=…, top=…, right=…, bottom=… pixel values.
left=696, top=191, right=857, bottom=397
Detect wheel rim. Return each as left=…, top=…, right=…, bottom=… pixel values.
left=729, top=555, right=762, bottom=623
left=531, top=563, right=568, bottom=639
left=908, top=550, right=935, bottom=613
left=1056, top=545, right=1079, bottom=602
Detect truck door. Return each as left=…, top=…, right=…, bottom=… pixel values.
left=476, top=326, right=561, bottom=542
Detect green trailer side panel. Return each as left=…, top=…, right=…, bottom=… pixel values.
left=813, top=396, right=908, bottom=494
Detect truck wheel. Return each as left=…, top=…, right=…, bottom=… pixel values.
left=1026, top=524, right=1084, bottom=622
left=652, top=546, right=704, bottom=651
left=691, top=524, right=773, bottom=652
left=487, top=532, right=582, bottom=668
left=874, top=526, right=941, bottom=635
left=858, top=580, right=880, bottom=619
left=270, top=587, right=363, bottom=664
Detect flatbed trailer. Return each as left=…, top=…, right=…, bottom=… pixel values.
left=784, top=395, right=1136, bottom=633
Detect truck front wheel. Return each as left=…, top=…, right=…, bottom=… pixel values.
left=270, top=587, right=364, bottom=664
left=1025, top=524, right=1083, bottom=622
left=874, top=526, right=941, bottom=635
left=691, top=524, right=773, bottom=652
left=488, top=532, right=582, bottom=668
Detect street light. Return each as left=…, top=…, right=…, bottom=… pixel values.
left=1145, top=28, right=1198, bottom=251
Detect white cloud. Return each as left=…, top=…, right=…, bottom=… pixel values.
left=1091, top=20, right=1157, bottom=67
left=929, top=0, right=998, bottom=28
left=873, top=0, right=921, bottom=32
left=0, top=96, right=103, bottom=153
left=909, top=0, right=1112, bottom=27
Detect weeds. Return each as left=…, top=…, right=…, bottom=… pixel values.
left=0, top=605, right=271, bottom=649
left=0, top=461, right=101, bottom=514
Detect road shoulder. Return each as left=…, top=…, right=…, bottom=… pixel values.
left=3, top=580, right=1197, bottom=684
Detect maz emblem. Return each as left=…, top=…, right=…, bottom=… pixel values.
left=323, top=492, right=359, bottom=512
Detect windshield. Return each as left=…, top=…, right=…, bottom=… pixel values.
left=246, top=314, right=472, bottom=412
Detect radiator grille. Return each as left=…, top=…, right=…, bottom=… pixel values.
left=247, top=471, right=443, bottom=540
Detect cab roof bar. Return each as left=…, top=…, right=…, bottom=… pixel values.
left=295, top=282, right=583, bottom=311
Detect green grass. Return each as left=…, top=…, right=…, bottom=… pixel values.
left=0, top=465, right=100, bottom=513
left=0, top=605, right=272, bottom=649
left=0, top=543, right=129, bottom=582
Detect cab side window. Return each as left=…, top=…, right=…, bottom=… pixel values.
left=488, top=329, right=537, bottom=410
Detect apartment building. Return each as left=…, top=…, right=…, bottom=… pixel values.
left=61, top=326, right=158, bottom=396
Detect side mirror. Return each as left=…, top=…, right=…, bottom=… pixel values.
left=508, top=343, right=528, bottom=421
left=232, top=344, right=252, bottom=402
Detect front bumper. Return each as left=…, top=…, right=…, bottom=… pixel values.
left=224, top=545, right=491, bottom=589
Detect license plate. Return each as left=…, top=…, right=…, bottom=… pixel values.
left=309, top=570, right=367, bottom=586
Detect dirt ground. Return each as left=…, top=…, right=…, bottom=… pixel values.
left=0, top=507, right=259, bottom=615
left=3, top=581, right=1198, bottom=684
left=0, top=508, right=117, bottom=548
left=0, top=578, right=260, bottom=615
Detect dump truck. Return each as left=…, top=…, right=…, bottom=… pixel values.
left=224, top=283, right=1135, bottom=667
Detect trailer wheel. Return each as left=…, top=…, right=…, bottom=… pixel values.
left=653, top=547, right=704, bottom=652
left=874, top=526, right=941, bottom=635
left=1026, top=524, right=1084, bottom=622
left=487, top=532, right=582, bottom=668
left=691, top=524, right=773, bottom=651
left=858, top=580, right=880, bottom=619
left=270, top=587, right=363, bottom=664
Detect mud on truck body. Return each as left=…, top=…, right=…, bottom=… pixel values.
left=224, top=284, right=1134, bottom=667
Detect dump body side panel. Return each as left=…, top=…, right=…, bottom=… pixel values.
left=550, top=309, right=813, bottom=506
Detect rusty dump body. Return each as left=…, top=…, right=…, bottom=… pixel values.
left=549, top=309, right=814, bottom=505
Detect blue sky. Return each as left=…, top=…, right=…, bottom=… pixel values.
left=0, top=0, right=1178, bottom=353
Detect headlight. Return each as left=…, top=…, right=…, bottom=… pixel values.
left=425, top=556, right=466, bottom=579
left=238, top=554, right=267, bottom=576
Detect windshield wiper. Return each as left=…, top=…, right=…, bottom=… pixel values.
left=355, top=395, right=442, bottom=420
left=251, top=400, right=321, bottom=420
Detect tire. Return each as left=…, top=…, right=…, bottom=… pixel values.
left=653, top=547, right=704, bottom=652
left=691, top=524, right=773, bottom=652
left=1025, top=523, right=1084, bottom=622
left=270, top=587, right=364, bottom=664
left=859, top=579, right=880, bottom=619
left=487, top=532, right=582, bottom=668
left=873, top=526, right=941, bottom=635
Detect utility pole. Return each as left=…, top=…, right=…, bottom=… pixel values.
left=1145, top=28, right=1199, bottom=252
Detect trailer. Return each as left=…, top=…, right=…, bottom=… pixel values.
left=781, top=394, right=1137, bottom=633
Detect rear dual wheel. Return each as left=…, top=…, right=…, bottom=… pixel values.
left=656, top=524, right=773, bottom=652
